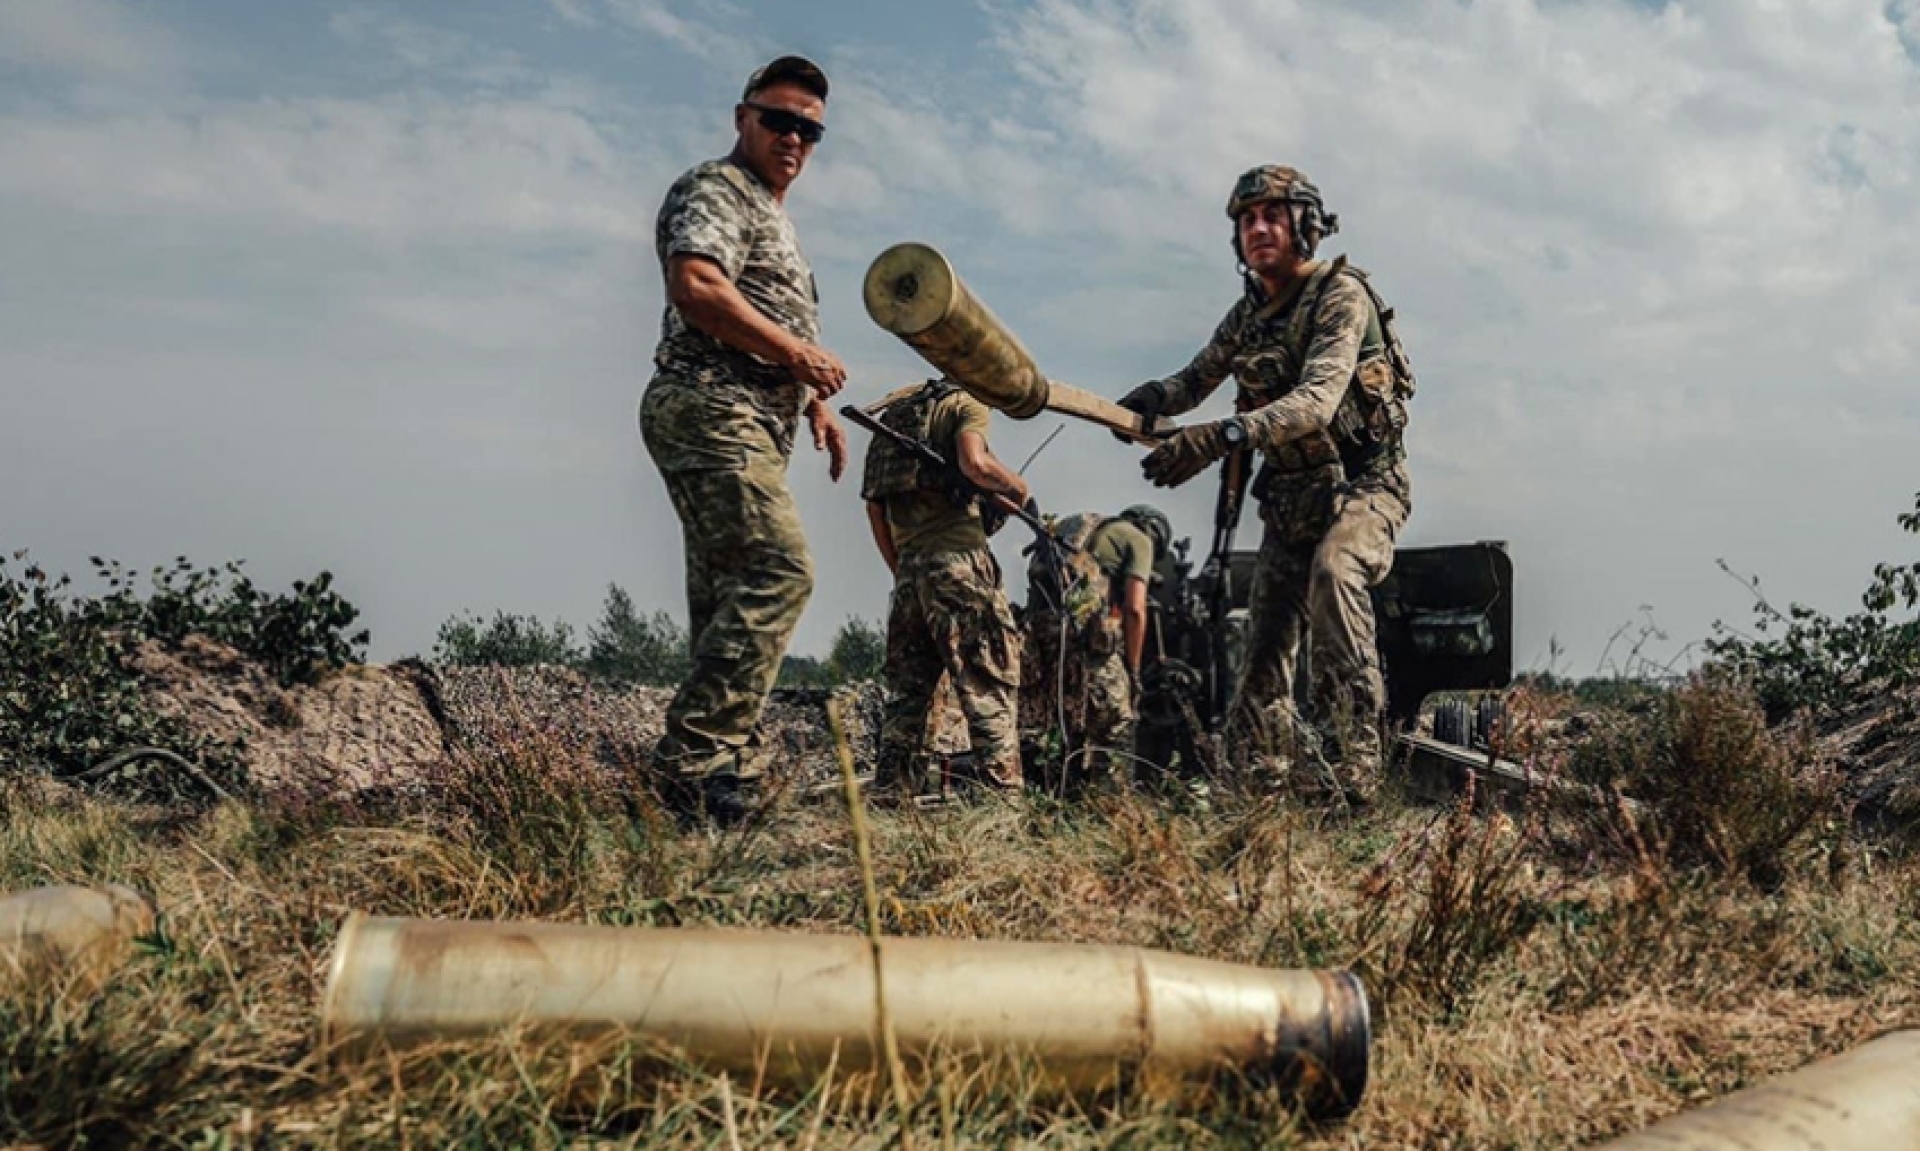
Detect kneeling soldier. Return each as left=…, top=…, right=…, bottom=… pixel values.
left=861, top=380, right=1030, bottom=797
left=1020, top=504, right=1170, bottom=794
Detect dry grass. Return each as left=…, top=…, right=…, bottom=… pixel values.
left=2, top=700, right=1917, bottom=1150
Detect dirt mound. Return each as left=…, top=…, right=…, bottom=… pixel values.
left=133, top=639, right=890, bottom=798
left=431, top=664, right=887, bottom=787
left=1818, top=680, right=1920, bottom=825
left=127, top=634, right=1919, bottom=818
left=132, top=636, right=447, bottom=796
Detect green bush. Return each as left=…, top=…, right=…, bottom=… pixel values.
left=826, top=616, right=885, bottom=684
left=582, top=585, right=689, bottom=686
left=432, top=610, right=581, bottom=668
left=432, top=594, right=882, bottom=690
left=85, top=557, right=366, bottom=687
left=1564, top=674, right=1846, bottom=887
left=772, top=618, right=884, bottom=689
left=0, top=553, right=367, bottom=780
left=776, top=653, right=833, bottom=688
left=1708, top=490, right=1919, bottom=719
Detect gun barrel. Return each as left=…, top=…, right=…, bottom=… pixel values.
left=863, top=243, right=1171, bottom=442
left=864, top=243, right=1050, bottom=419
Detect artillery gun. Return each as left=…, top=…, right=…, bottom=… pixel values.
left=1137, top=530, right=1515, bottom=774
left=862, top=240, right=1519, bottom=786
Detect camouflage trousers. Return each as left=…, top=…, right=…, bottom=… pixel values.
left=878, top=547, right=1023, bottom=791
left=640, top=380, right=812, bottom=782
left=1227, top=469, right=1409, bottom=800
left=1020, top=613, right=1133, bottom=793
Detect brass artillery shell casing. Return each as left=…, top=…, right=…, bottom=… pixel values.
left=0, top=884, right=156, bottom=987
left=863, top=242, right=1051, bottom=419
left=322, top=914, right=1371, bottom=1117
left=1592, top=1030, right=1920, bottom=1150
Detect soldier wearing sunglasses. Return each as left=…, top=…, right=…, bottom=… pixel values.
left=639, top=55, right=849, bottom=825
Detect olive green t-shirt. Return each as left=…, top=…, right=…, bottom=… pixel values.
left=1086, top=518, right=1154, bottom=604
left=884, top=390, right=993, bottom=559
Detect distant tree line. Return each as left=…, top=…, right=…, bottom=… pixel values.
left=432, top=584, right=884, bottom=688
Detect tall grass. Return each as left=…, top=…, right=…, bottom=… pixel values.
left=1, top=689, right=1915, bottom=1149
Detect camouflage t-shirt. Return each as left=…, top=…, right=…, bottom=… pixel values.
left=651, top=157, right=821, bottom=454
left=884, top=390, right=993, bottom=560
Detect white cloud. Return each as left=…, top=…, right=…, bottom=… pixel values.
left=593, top=0, right=750, bottom=66
left=0, top=93, right=653, bottom=242
left=5, top=0, right=1917, bottom=669
left=951, top=0, right=1920, bottom=659
left=327, top=8, right=540, bottom=89
left=0, top=0, right=183, bottom=81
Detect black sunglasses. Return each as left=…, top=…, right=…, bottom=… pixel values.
left=745, top=102, right=825, bottom=145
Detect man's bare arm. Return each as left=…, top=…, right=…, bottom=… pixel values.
left=954, top=431, right=1029, bottom=506
left=806, top=399, right=848, bottom=481
left=668, top=254, right=846, bottom=397
left=1118, top=576, right=1149, bottom=673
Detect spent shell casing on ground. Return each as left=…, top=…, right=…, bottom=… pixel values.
left=0, top=884, right=156, bottom=985
left=1591, top=1030, right=1920, bottom=1150
left=322, top=914, right=1370, bottom=1116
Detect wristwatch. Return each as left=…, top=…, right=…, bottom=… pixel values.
left=1220, top=416, right=1248, bottom=448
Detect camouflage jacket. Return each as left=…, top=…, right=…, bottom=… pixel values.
left=650, top=158, right=821, bottom=454
left=1151, top=260, right=1409, bottom=484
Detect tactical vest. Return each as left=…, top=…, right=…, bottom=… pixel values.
left=1253, top=258, right=1416, bottom=477
left=859, top=380, right=967, bottom=505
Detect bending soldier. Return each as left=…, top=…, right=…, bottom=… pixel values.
left=862, top=380, right=1030, bottom=798
left=638, top=56, right=849, bottom=825
left=1121, top=166, right=1415, bottom=803
left=1021, top=505, right=1171, bottom=794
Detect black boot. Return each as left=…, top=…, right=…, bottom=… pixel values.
left=699, top=773, right=762, bottom=829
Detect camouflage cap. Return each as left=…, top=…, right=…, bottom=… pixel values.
left=743, top=55, right=829, bottom=101
left=1226, top=165, right=1317, bottom=219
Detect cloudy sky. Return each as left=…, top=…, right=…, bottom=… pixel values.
left=3, top=0, right=1916, bottom=675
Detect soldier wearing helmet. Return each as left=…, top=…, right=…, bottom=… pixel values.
left=1019, top=503, right=1171, bottom=794
left=1116, top=164, right=1415, bottom=803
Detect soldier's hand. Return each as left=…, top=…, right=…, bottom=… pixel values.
left=1141, top=421, right=1230, bottom=488
left=1114, top=380, right=1169, bottom=443
left=807, top=400, right=848, bottom=482
left=785, top=340, right=848, bottom=398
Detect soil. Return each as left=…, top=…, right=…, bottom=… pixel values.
left=1817, top=679, right=1920, bottom=826
left=124, top=641, right=1920, bottom=822
left=132, top=639, right=888, bottom=799
left=131, top=637, right=448, bottom=797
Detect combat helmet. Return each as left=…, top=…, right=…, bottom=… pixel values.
left=1226, top=164, right=1339, bottom=260
left=1118, top=504, right=1173, bottom=560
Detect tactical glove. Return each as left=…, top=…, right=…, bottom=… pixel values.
left=1118, top=379, right=1170, bottom=420
left=1141, top=421, right=1231, bottom=488
left=980, top=499, right=1008, bottom=537
left=1114, top=380, right=1171, bottom=442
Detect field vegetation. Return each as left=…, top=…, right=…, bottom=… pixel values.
left=1, top=492, right=1915, bottom=1149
